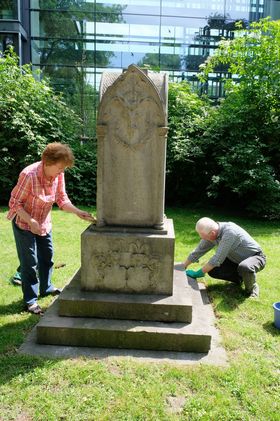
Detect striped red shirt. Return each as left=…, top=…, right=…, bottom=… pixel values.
left=7, top=161, right=71, bottom=235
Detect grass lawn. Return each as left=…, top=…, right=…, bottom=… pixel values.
left=0, top=206, right=279, bottom=421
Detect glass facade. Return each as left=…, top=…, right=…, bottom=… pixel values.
left=0, top=0, right=18, bottom=20
left=3, top=1, right=280, bottom=137
left=0, top=0, right=30, bottom=64
left=0, top=0, right=19, bottom=56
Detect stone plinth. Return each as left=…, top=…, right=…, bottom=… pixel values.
left=81, top=219, right=175, bottom=295
left=37, top=317, right=211, bottom=353
left=36, top=268, right=212, bottom=353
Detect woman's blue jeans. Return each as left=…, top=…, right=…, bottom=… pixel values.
left=12, top=219, right=54, bottom=305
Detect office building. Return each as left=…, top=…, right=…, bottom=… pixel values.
left=1, top=1, right=279, bottom=136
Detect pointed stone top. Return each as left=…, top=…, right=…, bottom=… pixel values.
left=99, top=65, right=168, bottom=115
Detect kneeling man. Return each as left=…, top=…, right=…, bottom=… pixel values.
left=184, top=217, right=266, bottom=298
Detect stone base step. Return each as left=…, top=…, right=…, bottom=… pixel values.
left=58, top=269, right=192, bottom=323
left=36, top=267, right=212, bottom=353
left=37, top=303, right=210, bottom=352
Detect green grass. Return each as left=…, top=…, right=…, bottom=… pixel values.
left=0, top=206, right=279, bottom=421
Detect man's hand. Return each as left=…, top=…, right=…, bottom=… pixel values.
left=183, top=258, right=191, bottom=269
left=186, top=268, right=205, bottom=278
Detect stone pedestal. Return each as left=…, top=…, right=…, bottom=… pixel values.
left=81, top=219, right=174, bottom=295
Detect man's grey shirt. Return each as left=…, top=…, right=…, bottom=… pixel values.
left=187, top=222, right=263, bottom=267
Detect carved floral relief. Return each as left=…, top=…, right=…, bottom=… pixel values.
left=91, top=240, right=160, bottom=292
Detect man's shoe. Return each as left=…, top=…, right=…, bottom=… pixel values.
left=231, top=277, right=242, bottom=285
left=237, top=276, right=243, bottom=286
left=247, top=283, right=259, bottom=298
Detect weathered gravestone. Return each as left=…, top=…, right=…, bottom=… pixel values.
left=96, top=65, right=167, bottom=229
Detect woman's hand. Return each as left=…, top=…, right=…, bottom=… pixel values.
left=62, top=203, right=96, bottom=223
left=30, top=218, right=41, bottom=235
left=76, top=210, right=96, bottom=223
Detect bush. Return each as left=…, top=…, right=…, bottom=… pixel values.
left=198, top=90, right=280, bottom=218
left=165, top=19, right=280, bottom=219
left=166, top=82, right=210, bottom=204
left=0, top=53, right=80, bottom=204
left=65, top=142, right=97, bottom=206
left=0, top=51, right=92, bottom=205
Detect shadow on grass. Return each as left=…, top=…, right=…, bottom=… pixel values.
left=262, top=321, right=280, bottom=336
left=0, top=317, right=35, bottom=353
left=206, top=282, right=247, bottom=312
left=0, top=351, right=58, bottom=387
left=0, top=303, right=59, bottom=386
left=0, top=300, right=40, bottom=355
left=0, top=298, right=24, bottom=316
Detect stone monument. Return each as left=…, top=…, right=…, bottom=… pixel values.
left=81, top=65, right=174, bottom=296
left=35, top=65, right=212, bottom=353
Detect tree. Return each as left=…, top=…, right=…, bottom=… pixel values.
left=166, top=82, right=210, bottom=204
left=198, top=18, right=280, bottom=218
left=35, top=0, right=126, bottom=137
left=0, top=52, right=81, bottom=204
left=137, top=52, right=182, bottom=71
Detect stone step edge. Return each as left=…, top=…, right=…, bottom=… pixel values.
left=36, top=301, right=211, bottom=353
left=57, top=268, right=193, bottom=323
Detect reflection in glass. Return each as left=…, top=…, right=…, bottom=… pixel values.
left=0, top=0, right=18, bottom=19
left=29, top=0, right=274, bottom=135
left=0, top=33, right=18, bottom=55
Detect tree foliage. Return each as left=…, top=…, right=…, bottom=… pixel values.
left=0, top=52, right=97, bottom=205
left=2, top=17, right=280, bottom=218
left=166, top=19, right=280, bottom=218
left=65, top=141, right=97, bottom=206
left=197, top=18, right=280, bottom=217
left=166, top=82, right=210, bottom=204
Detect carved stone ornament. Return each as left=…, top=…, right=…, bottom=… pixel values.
left=91, top=240, right=160, bottom=292
left=98, top=67, right=167, bottom=151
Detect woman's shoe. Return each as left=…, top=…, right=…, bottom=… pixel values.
left=49, top=288, right=61, bottom=296
left=40, top=288, right=61, bottom=297
left=26, top=303, right=44, bottom=315
left=11, top=271, right=22, bottom=286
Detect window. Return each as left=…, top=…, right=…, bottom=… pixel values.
left=0, top=0, right=18, bottom=20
